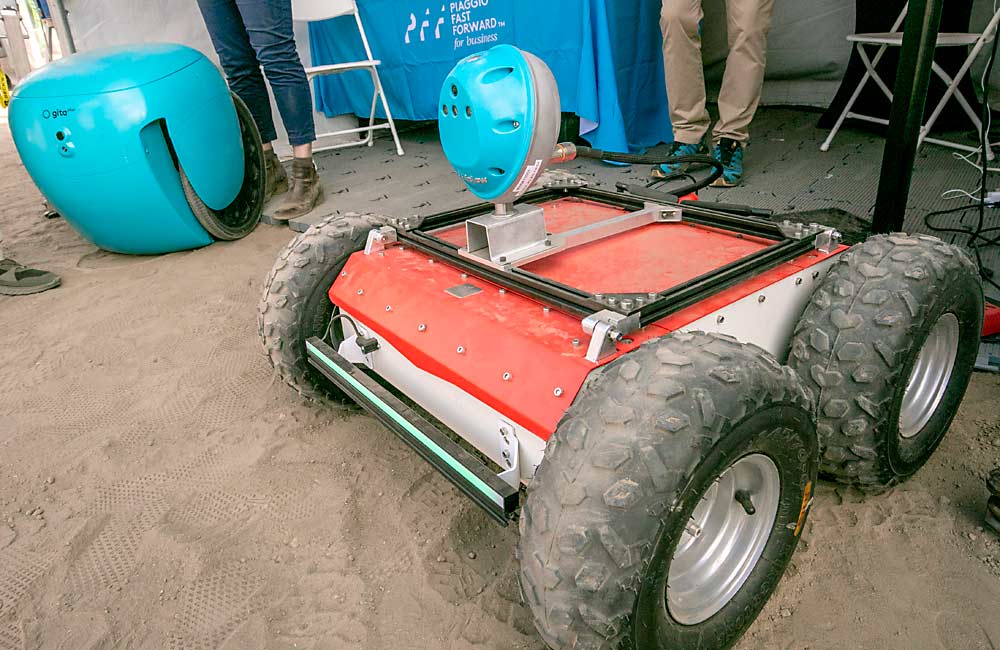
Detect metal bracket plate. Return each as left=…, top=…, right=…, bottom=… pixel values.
left=364, top=226, right=397, bottom=255
left=445, top=283, right=483, bottom=298
left=582, top=309, right=641, bottom=363
left=496, top=421, right=520, bottom=488
left=814, top=228, right=842, bottom=253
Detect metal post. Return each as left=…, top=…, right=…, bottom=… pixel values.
left=48, top=0, right=74, bottom=54
left=871, top=0, right=944, bottom=234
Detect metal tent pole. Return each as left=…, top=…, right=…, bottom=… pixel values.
left=48, top=0, right=75, bottom=54
left=871, top=0, right=944, bottom=234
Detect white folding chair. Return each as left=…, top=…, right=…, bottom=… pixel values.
left=292, top=0, right=404, bottom=156
left=821, top=3, right=1000, bottom=160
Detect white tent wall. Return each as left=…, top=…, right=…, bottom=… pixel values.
left=701, top=0, right=857, bottom=107
left=60, top=0, right=356, bottom=158
left=702, top=0, right=999, bottom=109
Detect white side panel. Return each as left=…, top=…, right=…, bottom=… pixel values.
left=679, top=256, right=840, bottom=363
left=339, top=313, right=546, bottom=484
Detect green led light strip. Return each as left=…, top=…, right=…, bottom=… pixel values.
left=306, top=341, right=504, bottom=508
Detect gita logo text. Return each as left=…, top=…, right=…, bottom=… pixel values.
left=41, top=107, right=74, bottom=119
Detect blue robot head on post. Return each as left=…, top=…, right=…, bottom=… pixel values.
left=438, top=45, right=561, bottom=206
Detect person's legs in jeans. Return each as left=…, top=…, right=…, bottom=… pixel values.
left=197, top=0, right=288, bottom=201
left=234, top=0, right=320, bottom=219
left=197, top=0, right=278, bottom=144
left=232, top=0, right=316, bottom=153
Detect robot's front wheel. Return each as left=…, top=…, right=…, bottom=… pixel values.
left=518, top=331, right=818, bottom=650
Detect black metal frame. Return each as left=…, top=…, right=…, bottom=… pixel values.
left=398, top=185, right=817, bottom=327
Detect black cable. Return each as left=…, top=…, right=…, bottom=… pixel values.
left=924, top=21, right=1000, bottom=297
left=574, top=146, right=724, bottom=195
left=647, top=172, right=697, bottom=190
left=324, top=311, right=361, bottom=347
left=924, top=204, right=1000, bottom=291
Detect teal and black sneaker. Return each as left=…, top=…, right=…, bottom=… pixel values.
left=712, top=138, right=744, bottom=187
left=651, top=140, right=710, bottom=178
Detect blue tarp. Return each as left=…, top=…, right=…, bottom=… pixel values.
left=307, top=0, right=672, bottom=153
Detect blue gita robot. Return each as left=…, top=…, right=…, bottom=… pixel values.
left=9, top=43, right=264, bottom=254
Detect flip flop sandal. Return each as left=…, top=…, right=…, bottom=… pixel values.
left=0, top=259, right=61, bottom=296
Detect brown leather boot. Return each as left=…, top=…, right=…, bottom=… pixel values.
left=272, top=157, right=323, bottom=221
left=264, top=148, right=289, bottom=203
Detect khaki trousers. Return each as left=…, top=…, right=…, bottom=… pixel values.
left=660, top=0, right=775, bottom=144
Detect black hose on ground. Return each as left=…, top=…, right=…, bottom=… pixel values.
left=573, top=146, right=724, bottom=195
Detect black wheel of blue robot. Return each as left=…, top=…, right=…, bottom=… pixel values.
left=258, top=214, right=376, bottom=404
left=789, top=233, right=983, bottom=489
left=518, top=331, right=818, bottom=650
left=180, top=92, right=265, bottom=240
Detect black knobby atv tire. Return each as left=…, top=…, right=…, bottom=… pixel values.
left=180, top=92, right=265, bottom=241
left=258, top=213, right=375, bottom=403
left=518, top=331, right=817, bottom=650
left=789, top=233, right=983, bottom=488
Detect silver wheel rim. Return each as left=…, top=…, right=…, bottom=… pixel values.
left=899, top=313, right=960, bottom=439
left=666, top=453, right=781, bottom=625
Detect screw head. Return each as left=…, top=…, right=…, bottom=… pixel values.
left=572, top=338, right=581, bottom=347
left=428, top=258, right=435, bottom=264
left=757, top=295, right=766, bottom=304
left=502, top=372, right=511, bottom=381
left=499, top=288, right=506, bottom=295
left=357, top=289, right=364, bottom=295
left=461, top=273, right=468, bottom=280
left=543, top=306, right=550, bottom=314
left=812, top=271, right=820, bottom=279
left=795, top=277, right=803, bottom=286
left=553, top=387, right=564, bottom=397
left=385, top=305, right=392, bottom=311
left=456, top=346, right=465, bottom=354
left=418, top=323, right=427, bottom=332
left=648, top=292, right=658, bottom=300
left=341, top=271, right=347, bottom=277
left=512, top=121, right=520, bottom=128
left=717, top=315, right=725, bottom=324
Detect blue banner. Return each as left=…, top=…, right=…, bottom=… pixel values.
left=308, top=0, right=672, bottom=153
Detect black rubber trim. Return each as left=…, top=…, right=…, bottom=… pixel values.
left=305, top=337, right=519, bottom=525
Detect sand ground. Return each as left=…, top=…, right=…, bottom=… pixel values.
left=1, top=117, right=1000, bottom=650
